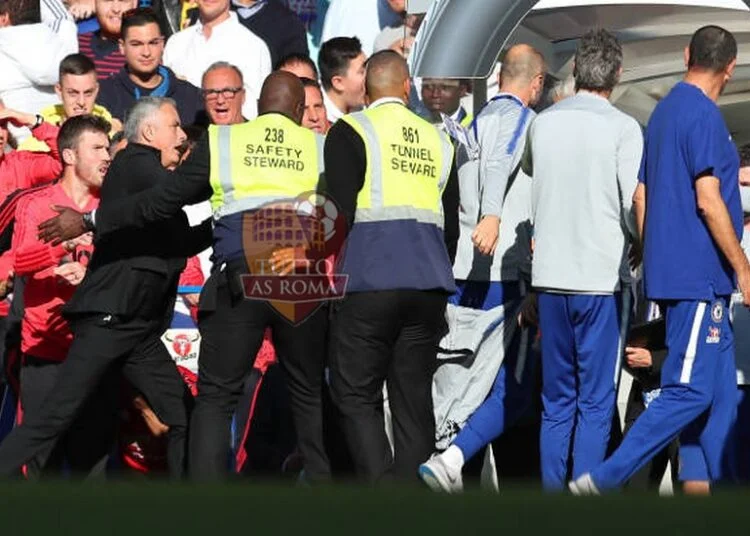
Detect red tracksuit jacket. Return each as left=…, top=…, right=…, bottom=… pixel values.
left=12, top=183, right=98, bottom=361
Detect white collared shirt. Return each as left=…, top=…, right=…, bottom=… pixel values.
left=320, top=0, right=402, bottom=55
left=163, top=12, right=272, bottom=120
left=323, top=90, right=346, bottom=124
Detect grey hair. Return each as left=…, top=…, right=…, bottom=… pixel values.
left=123, top=96, right=176, bottom=142
left=202, top=61, right=244, bottom=87
left=551, top=75, right=576, bottom=102
left=574, top=29, right=623, bottom=92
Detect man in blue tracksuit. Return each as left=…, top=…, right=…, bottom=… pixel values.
left=571, top=25, right=750, bottom=494
left=521, top=29, right=643, bottom=491
left=418, top=43, right=547, bottom=493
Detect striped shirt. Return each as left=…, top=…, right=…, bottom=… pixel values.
left=78, top=32, right=126, bottom=80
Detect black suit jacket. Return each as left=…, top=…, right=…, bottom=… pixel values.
left=65, top=143, right=212, bottom=320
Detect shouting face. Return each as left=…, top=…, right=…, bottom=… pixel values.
left=57, top=72, right=100, bottom=119
left=148, top=103, right=187, bottom=169
left=202, top=66, right=245, bottom=125
left=68, top=130, right=112, bottom=190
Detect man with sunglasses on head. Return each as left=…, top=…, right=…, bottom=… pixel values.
left=97, top=7, right=204, bottom=126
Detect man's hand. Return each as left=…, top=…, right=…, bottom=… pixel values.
left=132, top=395, right=169, bottom=437
left=625, top=346, right=653, bottom=369
left=517, top=293, right=538, bottom=328
left=54, top=262, right=86, bottom=286
left=182, top=293, right=200, bottom=307
left=0, top=108, right=37, bottom=128
left=472, top=215, right=500, bottom=256
left=63, top=231, right=93, bottom=252
left=738, top=267, right=750, bottom=307
left=141, top=406, right=169, bottom=437
left=38, top=206, right=87, bottom=245
left=67, top=0, right=95, bottom=20
left=270, top=246, right=311, bottom=276
left=389, top=35, right=415, bottom=57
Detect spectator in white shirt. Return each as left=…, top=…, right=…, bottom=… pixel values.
left=320, top=0, right=400, bottom=55
left=163, top=0, right=271, bottom=120
left=0, top=0, right=78, bottom=141
left=318, top=36, right=365, bottom=124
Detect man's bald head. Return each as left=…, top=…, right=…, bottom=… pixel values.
left=258, top=71, right=306, bottom=124
left=498, top=44, right=546, bottom=106
left=365, top=50, right=411, bottom=103
left=500, top=44, right=545, bottom=84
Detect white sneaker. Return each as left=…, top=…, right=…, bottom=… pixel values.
left=419, top=454, right=463, bottom=493
left=568, top=473, right=600, bottom=495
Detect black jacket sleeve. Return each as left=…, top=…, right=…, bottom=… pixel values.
left=647, top=348, right=668, bottom=380
left=96, top=134, right=213, bottom=236
left=322, top=120, right=365, bottom=233
left=442, top=160, right=459, bottom=264
left=178, top=218, right=214, bottom=257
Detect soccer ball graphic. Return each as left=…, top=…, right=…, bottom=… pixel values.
left=295, top=193, right=338, bottom=241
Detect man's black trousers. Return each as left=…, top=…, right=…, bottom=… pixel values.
left=0, top=314, right=191, bottom=478
left=18, top=355, right=118, bottom=478
left=189, top=273, right=330, bottom=481
left=328, top=290, right=447, bottom=483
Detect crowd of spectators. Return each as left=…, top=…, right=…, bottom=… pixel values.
left=1, top=0, right=749, bottom=494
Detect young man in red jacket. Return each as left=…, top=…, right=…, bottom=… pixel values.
left=10, top=115, right=115, bottom=477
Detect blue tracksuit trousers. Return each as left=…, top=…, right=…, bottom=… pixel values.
left=538, top=291, right=628, bottom=490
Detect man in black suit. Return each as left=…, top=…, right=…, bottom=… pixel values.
left=0, top=98, right=211, bottom=478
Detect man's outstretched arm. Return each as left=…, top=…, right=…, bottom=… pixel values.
left=38, top=135, right=212, bottom=244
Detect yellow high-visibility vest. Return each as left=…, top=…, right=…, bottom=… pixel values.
left=341, top=100, right=454, bottom=230
left=208, top=113, right=324, bottom=220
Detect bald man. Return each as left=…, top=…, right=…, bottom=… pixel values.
left=322, top=51, right=458, bottom=483
left=38, top=72, right=333, bottom=482
left=418, top=44, right=546, bottom=492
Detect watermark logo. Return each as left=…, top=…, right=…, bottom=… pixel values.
left=241, top=191, right=348, bottom=324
